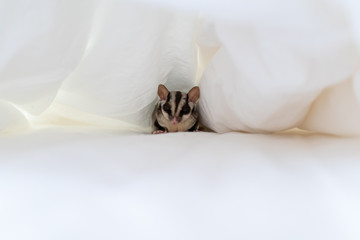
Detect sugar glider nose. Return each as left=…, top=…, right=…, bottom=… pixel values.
left=171, top=119, right=178, bottom=125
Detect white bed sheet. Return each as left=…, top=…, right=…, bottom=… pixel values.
left=1, top=130, right=359, bottom=240
left=2, top=0, right=360, bottom=136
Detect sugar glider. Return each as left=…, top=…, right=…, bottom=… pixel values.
left=152, top=84, right=200, bottom=134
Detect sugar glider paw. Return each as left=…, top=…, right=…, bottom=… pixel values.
left=152, top=130, right=167, bottom=134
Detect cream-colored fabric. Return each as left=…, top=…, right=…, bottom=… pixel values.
left=195, top=0, right=360, bottom=134
left=1, top=0, right=360, bottom=135
left=0, top=0, right=197, bottom=134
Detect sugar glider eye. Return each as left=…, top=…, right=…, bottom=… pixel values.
left=163, top=104, right=170, bottom=112
left=181, top=106, right=190, bottom=115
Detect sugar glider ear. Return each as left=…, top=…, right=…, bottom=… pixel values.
left=188, top=86, right=200, bottom=103
left=158, top=84, right=169, bottom=100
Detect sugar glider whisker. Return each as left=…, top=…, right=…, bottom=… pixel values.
left=152, top=84, right=200, bottom=134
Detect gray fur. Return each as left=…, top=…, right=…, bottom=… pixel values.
left=152, top=85, right=200, bottom=133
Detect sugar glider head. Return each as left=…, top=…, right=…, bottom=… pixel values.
left=157, top=84, right=200, bottom=125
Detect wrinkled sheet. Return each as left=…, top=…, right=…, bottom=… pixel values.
left=0, top=0, right=197, bottom=133
left=1, top=0, right=360, bottom=135
left=2, top=1, right=360, bottom=239
left=194, top=0, right=360, bottom=135
left=1, top=130, right=360, bottom=240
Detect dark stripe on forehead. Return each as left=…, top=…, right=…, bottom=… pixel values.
left=166, top=92, right=171, bottom=103
left=175, top=91, right=182, bottom=113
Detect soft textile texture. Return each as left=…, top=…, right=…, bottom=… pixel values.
left=1, top=130, right=360, bottom=240
left=0, top=0, right=197, bottom=133
left=195, top=0, right=360, bottom=135
left=1, top=0, right=360, bottom=135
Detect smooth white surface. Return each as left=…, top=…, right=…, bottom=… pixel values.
left=1, top=129, right=360, bottom=240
